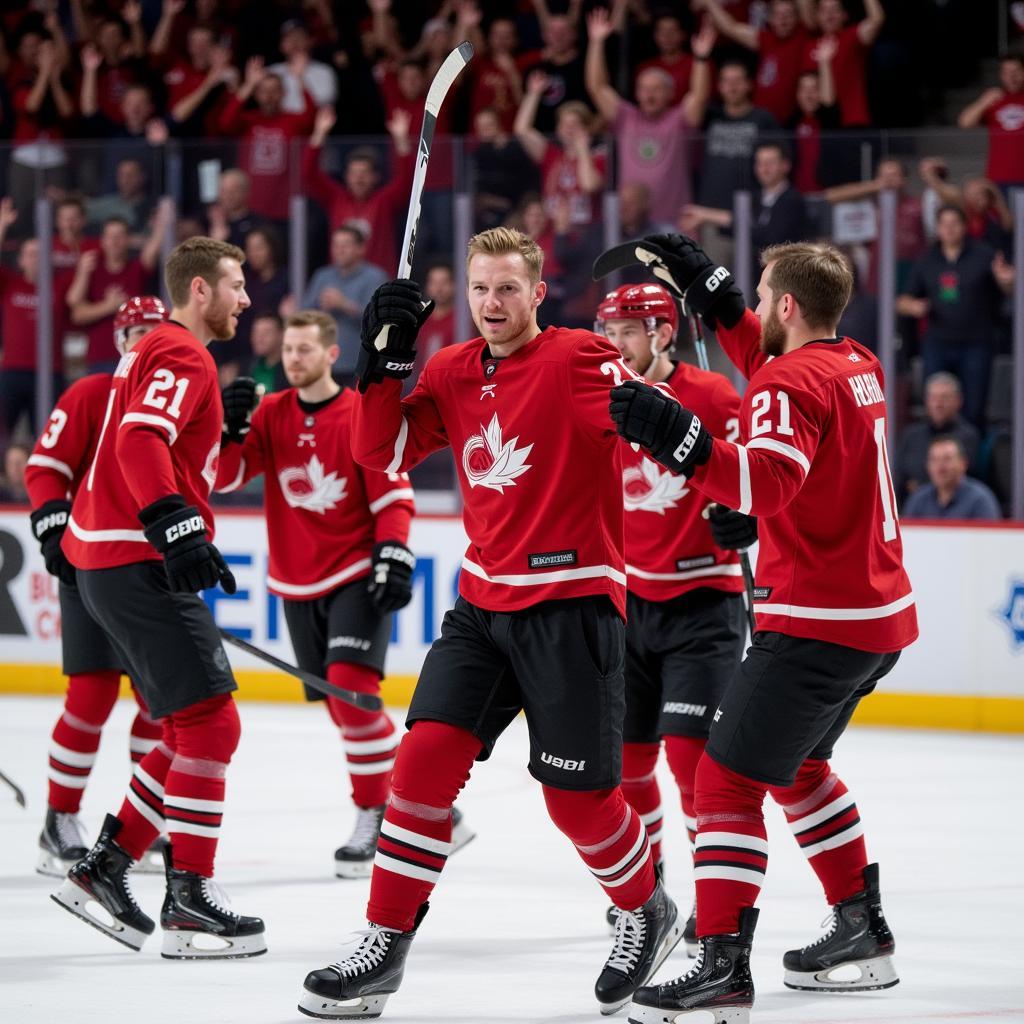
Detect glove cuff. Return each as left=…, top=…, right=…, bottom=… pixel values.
left=139, top=497, right=206, bottom=552
left=372, top=540, right=415, bottom=570
left=686, top=264, right=746, bottom=330
left=31, top=499, right=72, bottom=543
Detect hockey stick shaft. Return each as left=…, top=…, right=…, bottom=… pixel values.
left=218, top=630, right=383, bottom=711
left=0, top=768, right=26, bottom=807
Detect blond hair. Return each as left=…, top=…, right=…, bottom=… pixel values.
left=760, top=242, right=853, bottom=330
left=285, top=309, right=338, bottom=347
left=466, top=227, right=544, bottom=285
left=164, top=237, right=245, bottom=307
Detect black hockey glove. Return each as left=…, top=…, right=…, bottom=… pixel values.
left=707, top=503, right=758, bottom=551
left=367, top=540, right=415, bottom=613
left=30, top=499, right=77, bottom=587
left=356, top=279, right=434, bottom=393
left=139, top=495, right=237, bottom=595
left=634, top=234, right=746, bottom=330
left=221, top=376, right=263, bottom=445
left=609, top=380, right=713, bottom=478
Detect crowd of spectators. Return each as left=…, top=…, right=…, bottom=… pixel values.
left=0, top=0, right=1022, bottom=514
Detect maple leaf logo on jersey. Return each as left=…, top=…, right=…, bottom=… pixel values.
left=461, top=413, right=533, bottom=493
left=278, top=455, right=347, bottom=514
left=623, top=458, right=689, bottom=514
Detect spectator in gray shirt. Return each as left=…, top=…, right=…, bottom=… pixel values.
left=895, top=372, right=980, bottom=503
left=301, top=225, right=388, bottom=379
left=903, top=436, right=1001, bottom=520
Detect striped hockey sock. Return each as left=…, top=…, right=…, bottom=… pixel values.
left=693, top=754, right=769, bottom=936
left=664, top=734, right=706, bottom=856
left=326, top=664, right=398, bottom=809
left=621, top=742, right=664, bottom=865
left=545, top=786, right=656, bottom=911
left=770, top=759, right=867, bottom=905
left=164, top=754, right=226, bottom=877
left=129, top=691, right=162, bottom=765
left=47, top=671, right=120, bottom=813
left=116, top=740, right=173, bottom=860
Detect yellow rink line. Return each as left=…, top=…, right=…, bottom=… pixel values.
left=1, top=664, right=1023, bottom=734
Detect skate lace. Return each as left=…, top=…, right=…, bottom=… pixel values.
left=682, top=938, right=707, bottom=980
left=805, top=910, right=838, bottom=950
left=347, top=807, right=384, bottom=849
left=55, top=812, right=87, bottom=849
left=606, top=908, right=647, bottom=974
left=329, top=926, right=394, bottom=978
left=200, top=878, right=237, bottom=919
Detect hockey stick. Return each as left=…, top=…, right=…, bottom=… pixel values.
left=375, top=40, right=474, bottom=351
left=0, top=768, right=26, bottom=807
left=218, top=630, right=383, bottom=711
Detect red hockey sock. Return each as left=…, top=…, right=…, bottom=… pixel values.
left=116, top=730, right=174, bottom=860
left=664, top=734, right=706, bottom=854
left=325, top=663, right=398, bottom=809
left=128, top=686, right=162, bottom=765
left=769, top=758, right=867, bottom=905
left=48, top=671, right=121, bottom=813
left=693, top=753, right=769, bottom=936
left=621, top=742, right=664, bottom=865
left=162, top=694, right=241, bottom=877
left=544, top=785, right=656, bottom=912
left=367, top=721, right=480, bottom=931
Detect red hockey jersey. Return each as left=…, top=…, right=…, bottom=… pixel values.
left=26, top=373, right=112, bottom=507
left=689, top=309, right=917, bottom=653
left=352, top=328, right=665, bottom=619
left=216, top=388, right=415, bottom=600
left=62, top=322, right=223, bottom=570
left=624, top=361, right=745, bottom=602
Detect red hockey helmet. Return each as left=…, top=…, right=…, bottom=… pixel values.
left=114, top=295, right=167, bottom=354
left=595, top=283, right=678, bottom=340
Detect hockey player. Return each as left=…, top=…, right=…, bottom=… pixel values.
left=215, top=309, right=474, bottom=876
left=594, top=283, right=752, bottom=950
left=28, top=296, right=168, bottom=877
left=607, top=235, right=917, bottom=1022
left=297, top=228, right=683, bottom=1020
left=52, top=237, right=267, bottom=960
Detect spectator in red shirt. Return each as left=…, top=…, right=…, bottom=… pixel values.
left=66, top=207, right=168, bottom=373
left=0, top=198, right=65, bottom=436
left=787, top=36, right=846, bottom=191
left=634, top=12, right=694, bottom=106
left=958, top=53, right=1024, bottom=192
left=218, top=57, right=317, bottom=224
left=919, top=158, right=1014, bottom=256
left=302, top=104, right=414, bottom=274
left=515, top=72, right=605, bottom=229
left=698, top=0, right=810, bottom=123
left=469, top=17, right=527, bottom=131
left=87, top=2, right=147, bottom=127
left=51, top=198, right=101, bottom=277
left=416, top=262, right=456, bottom=374
left=798, top=0, right=884, bottom=128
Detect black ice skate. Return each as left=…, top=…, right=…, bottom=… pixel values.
left=298, top=902, right=429, bottom=1020
left=335, top=804, right=385, bottom=878
left=37, top=807, right=89, bottom=878
left=627, top=906, right=758, bottom=1024
left=160, top=844, right=267, bottom=959
left=783, top=863, right=898, bottom=992
left=132, top=835, right=170, bottom=875
left=596, top=880, right=683, bottom=1015
left=50, top=813, right=155, bottom=951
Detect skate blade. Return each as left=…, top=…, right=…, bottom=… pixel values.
left=36, top=848, right=78, bottom=878
left=161, top=928, right=268, bottom=959
left=297, top=989, right=389, bottom=1019
left=450, top=818, right=477, bottom=855
left=598, top=913, right=685, bottom=1016
left=334, top=859, right=373, bottom=880
left=50, top=881, right=150, bottom=951
left=628, top=1003, right=750, bottom=1024
left=784, top=954, right=899, bottom=992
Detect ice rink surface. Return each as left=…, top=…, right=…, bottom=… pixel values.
left=1, top=695, right=1023, bottom=1024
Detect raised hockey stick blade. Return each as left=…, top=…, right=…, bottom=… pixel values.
left=593, top=241, right=661, bottom=281
left=218, top=630, right=383, bottom=711
left=0, top=768, right=26, bottom=807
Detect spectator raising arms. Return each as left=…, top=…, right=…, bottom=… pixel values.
left=957, top=53, right=1024, bottom=192
left=585, top=7, right=713, bottom=227
left=903, top=437, right=1002, bottom=521
left=468, top=17, right=526, bottom=131
left=268, top=20, right=338, bottom=113
left=520, top=7, right=590, bottom=134
left=634, top=12, right=694, bottom=106
left=302, top=105, right=414, bottom=274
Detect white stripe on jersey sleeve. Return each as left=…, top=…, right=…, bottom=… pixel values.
left=218, top=458, right=247, bottom=493
left=754, top=591, right=916, bottom=621
left=27, top=454, right=74, bottom=479
left=120, top=412, right=179, bottom=445
left=736, top=443, right=752, bottom=515
left=386, top=418, right=409, bottom=475
left=368, top=488, right=415, bottom=514
left=67, top=514, right=147, bottom=544
left=746, top=436, right=810, bottom=474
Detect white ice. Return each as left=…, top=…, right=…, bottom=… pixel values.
left=1, top=696, right=1023, bottom=1024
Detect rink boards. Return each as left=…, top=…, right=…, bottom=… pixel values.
left=0, top=509, right=1021, bottom=732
